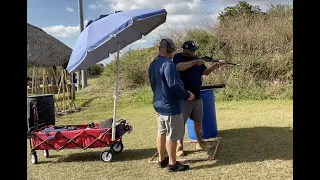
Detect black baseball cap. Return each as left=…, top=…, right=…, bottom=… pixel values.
left=182, top=41, right=198, bottom=51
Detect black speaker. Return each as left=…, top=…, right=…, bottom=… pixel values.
left=27, top=94, right=56, bottom=131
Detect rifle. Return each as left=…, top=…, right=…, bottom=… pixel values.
left=180, top=53, right=240, bottom=66
left=201, top=56, right=240, bottom=66
left=201, top=84, right=225, bottom=90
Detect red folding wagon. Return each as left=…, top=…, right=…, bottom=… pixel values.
left=27, top=101, right=132, bottom=164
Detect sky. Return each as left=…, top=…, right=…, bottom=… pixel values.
left=27, top=0, right=292, bottom=64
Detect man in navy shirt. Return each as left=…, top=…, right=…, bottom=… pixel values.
left=148, top=38, right=195, bottom=172
left=173, top=40, right=228, bottom=156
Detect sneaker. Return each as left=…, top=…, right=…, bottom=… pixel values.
left=157, top=156, right=169, bottom=168
left=196, top=142, right=214, bottom=150
left=167, top=162, right=190, bottom=172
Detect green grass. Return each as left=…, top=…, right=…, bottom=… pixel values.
left=27, top=79, right=292, bottom=180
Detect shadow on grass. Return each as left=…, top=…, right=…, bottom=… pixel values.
left=42, top=127, right=292, bottom=167
left=37, top=161, right=54, bottom=164
left=54, top=97, right=99, bottom=118
left=78, top=97, right=98, bottom=108
left=191, top=126, right=292, bottom=170
left=48, top=155, right=63, bottom=158
left=56, top=148, right=157, bottom=163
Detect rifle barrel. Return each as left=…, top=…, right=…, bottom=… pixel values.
left=201, top=84, right=225, bottom=90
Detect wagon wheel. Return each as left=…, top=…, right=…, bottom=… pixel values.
left=100, top=150, right=114, bottom=162
left=30, top=151, right=38, bottom=164
left=43, top=150, right=49, bottom=158
left=111, top=142, right=124, bottom=153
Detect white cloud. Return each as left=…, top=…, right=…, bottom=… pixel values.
left=43, top=25, right=79, bottom=38
left=42, top=19, right=90, bottom=38
left=66, top=7, right=74, bottom=12
left=135, top=39, right=147, bottom=44
left=100, top=0, right=218, bottom=47
left=88, top=4, right=98, bottom=10
left=88, top=1, right=105, bottom=10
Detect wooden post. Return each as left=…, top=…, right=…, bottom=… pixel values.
left=31, top=67, right=35, bottom=94
left=63, top=69, right=71, bottom=110
left=61, top=69, right=66, bottom=112
left=52, top=66, right=57, bottom=85
left=51, top=68, right=60, bottom=111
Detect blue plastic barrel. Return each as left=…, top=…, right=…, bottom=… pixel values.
left=186, top=89, right=218, bottom=140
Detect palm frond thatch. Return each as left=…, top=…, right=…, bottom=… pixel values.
left=27, top=23, right=73, bottom=67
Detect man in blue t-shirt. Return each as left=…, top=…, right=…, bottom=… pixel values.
left=148, top=38, right=195, bottom=172
left=173, top=40, right=228, bottom=157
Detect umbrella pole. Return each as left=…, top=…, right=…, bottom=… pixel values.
left=112, top=41, right=121, bottom=141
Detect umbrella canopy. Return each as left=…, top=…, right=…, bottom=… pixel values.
left=66, top=8, right=167, bottom=141
left=66, top=8, right=167, bottom=73
left=27, top=23, right=72, bottom=67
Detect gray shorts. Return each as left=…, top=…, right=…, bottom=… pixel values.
left=181, top=99, right=203, bottom=123
left=157, top=113, right=184, bottom=142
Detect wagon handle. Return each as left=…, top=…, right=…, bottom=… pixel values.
left=29, top=100, right=39, bottom=130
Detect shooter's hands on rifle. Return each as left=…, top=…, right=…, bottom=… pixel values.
left=217, top=59, right=231, bottom=65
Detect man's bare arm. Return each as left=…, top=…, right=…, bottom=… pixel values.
left=176, top=60, right=199, bottom=71
left=203, top=61, right=226, bottom=75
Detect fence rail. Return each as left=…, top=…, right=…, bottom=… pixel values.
left=27, top=84, right=75, bottom=102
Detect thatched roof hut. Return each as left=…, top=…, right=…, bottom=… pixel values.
left=27, top=23, right=72, bottom=67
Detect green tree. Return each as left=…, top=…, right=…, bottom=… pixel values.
left=218, top=1, right=262, bottom=21
left=88, top=64, right=104, bottom=76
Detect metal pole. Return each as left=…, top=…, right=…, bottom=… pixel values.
left=78, top=0, right=87, bottom=89
left=76, top=71, right=80, bottom=91
left=112, top=41, right=121, bottom=141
